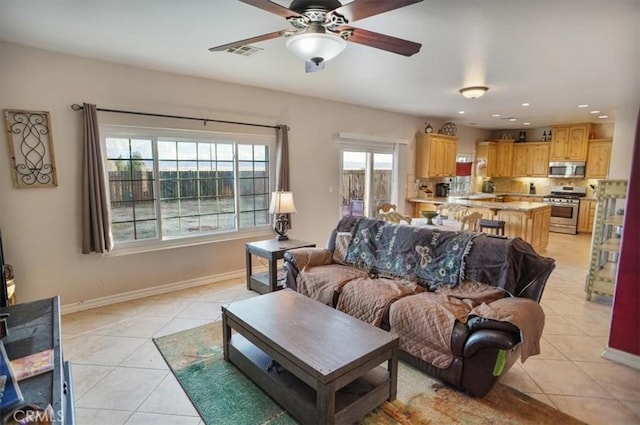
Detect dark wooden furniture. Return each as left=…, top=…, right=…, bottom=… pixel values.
left=222, top=290, right=399, bottom=425
left=0, top=296, right=75, bottom=424
left=245, top=239, right=315, bottom=294
left=479, top=219, right=506, bottom=235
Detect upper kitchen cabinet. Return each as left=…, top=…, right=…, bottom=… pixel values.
left=476, top=141, right=498, bottom=177
left=550, top=123, right=592, bottom=161
left=585, top=138, right=612, bottom=179
left=495, top=140, right=514, bottom=177
left=415, top=133, right=458, bottom=178
left=476, top=140, right=514, bottom=178
left=512, top=142, right=550, bottom=177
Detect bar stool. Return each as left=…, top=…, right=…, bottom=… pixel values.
left=479, top=219, right=506, bottom=235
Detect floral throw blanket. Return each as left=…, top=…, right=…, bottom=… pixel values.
left=343, top=218, right=478, bottom=288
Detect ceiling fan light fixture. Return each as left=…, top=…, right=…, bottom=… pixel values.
left=285, top=32, right=347, bottom=64
left=459, top=86, right=489, bottom=99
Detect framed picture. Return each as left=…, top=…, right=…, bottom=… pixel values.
left=3, top=109, right=58, bottom=188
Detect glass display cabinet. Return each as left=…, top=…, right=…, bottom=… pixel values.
left=585, top=179, right=628, bottom=300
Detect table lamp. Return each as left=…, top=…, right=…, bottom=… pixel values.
left=269, top=191, right=297, bottom=241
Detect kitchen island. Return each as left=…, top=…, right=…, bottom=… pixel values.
left=408, top=197, right=551, bottom=252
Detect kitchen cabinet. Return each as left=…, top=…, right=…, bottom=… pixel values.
left=585, top=179, right=627, bottom=300
left=443, top=138, right=457, bottom=177
left=504, top=195, right=544, bottom=203
left=415, top=133, right=458, bottom=178
left=585, top=138, right=612, bottom=179
left=476, top=142, right=498, bottom=177
left=466, top=207, right=495, bottom=219
left=476, top=140, right=513, bottom=177
left=496, top=140, right=514, bottom=177
left=550, top=123, right=591, bottom=161
left=512, top=142, right=551, bottom=177
left=577, top=199, right=596, bottom=233
left=497, top=206, right=551, bottom=254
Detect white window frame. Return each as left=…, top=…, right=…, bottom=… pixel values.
left=336, top=132, right=406, bottom=218
left=101, top=125, right=276, bottom=256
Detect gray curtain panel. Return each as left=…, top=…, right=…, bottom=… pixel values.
left=275, top=124, right=290, bottom=191
left=82, top=103, right=113, bottom=253
left=274, top=125, right=291, bottom=227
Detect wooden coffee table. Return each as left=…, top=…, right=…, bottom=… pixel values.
left=222, top=289, right=399, bottom=425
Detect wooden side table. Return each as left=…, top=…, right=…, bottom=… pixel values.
left=245, top=239, right=315, bottom=294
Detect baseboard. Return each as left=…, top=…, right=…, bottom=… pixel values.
left=61, top=269, right=246, bottom=315
left=602, top=346, right=640, bottom=369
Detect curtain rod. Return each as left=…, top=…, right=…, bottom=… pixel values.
left=70, top=103, right=283, bottom=130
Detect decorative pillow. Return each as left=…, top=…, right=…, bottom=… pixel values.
left=332, top=232, right=352, bottom=265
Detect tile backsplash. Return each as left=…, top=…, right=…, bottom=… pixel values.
left=475, top=177, right=601, bottom=197
left=410, top=175, right=603, bottom=199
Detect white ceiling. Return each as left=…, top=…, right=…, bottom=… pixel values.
left=1, top=0, right=638, bottom=129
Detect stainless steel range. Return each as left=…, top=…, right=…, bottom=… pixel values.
left=543, top=186, right=587, bottom=234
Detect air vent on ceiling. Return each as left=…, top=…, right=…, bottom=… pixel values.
left=225, top=45, right=262, bottom=56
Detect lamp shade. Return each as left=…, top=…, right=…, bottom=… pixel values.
left=285, top=32, right=347, bottom=64
left=269, top=191, right=297, bottom=214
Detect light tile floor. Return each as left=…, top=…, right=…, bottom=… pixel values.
left=63, top=233, right=640, bottom=424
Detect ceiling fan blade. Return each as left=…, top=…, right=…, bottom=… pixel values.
left=208, top=30, right=289, bottom=52
left=238, top=0, right=303, bottom=19
left=330, top=0, right=423, bottom=23
left=340, top=27, right=421, bottom=56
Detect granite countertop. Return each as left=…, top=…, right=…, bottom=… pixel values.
left=407, top=197, right=550, bottom=212
left=412, top=192, right=547, bottom=200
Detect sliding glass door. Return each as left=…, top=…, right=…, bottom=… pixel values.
left=340, top=150, right=394, bottom=218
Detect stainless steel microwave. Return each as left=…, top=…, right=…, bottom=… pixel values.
left=548, top=161, right=586, bottom=178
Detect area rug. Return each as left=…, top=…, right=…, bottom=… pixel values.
left=153, top=321, right=585, bottom=425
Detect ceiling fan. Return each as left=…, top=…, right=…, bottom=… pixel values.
left=209, top=0, right=423, bottom=72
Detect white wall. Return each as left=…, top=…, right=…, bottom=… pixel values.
left=5, top=43, right=631, bottom=307
left=610, top=105, right=639, bottom=179
left=0, top=42, right=490, bottom=305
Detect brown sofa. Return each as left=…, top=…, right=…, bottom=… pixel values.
left=283, top=216, right=555, bottom=397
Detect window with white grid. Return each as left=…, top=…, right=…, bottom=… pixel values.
left=103, top=126, right=273, bottom=250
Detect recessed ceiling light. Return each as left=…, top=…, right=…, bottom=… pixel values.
left=522, top=103, right=530, bottom=107
left=578, top=104, right=589, bottom=108
left=458, top=111, right=465, bottom=114
left=590, top=110, right=601, bottom=114
left=492, top=114, right=501, bottom=117
left=508, top=118, right=517, bottom=122
left=523, top=122, right=531, bottom=125
left=598, top=115, right=609, bottom=119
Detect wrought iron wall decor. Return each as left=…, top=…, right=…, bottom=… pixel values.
left=4, top=109, right=58, bottom=188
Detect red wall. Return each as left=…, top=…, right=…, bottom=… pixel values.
left=608, top=110, right=640, bottom=356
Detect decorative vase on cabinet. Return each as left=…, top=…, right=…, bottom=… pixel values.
left=585, top=179, right=628, bottom=301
